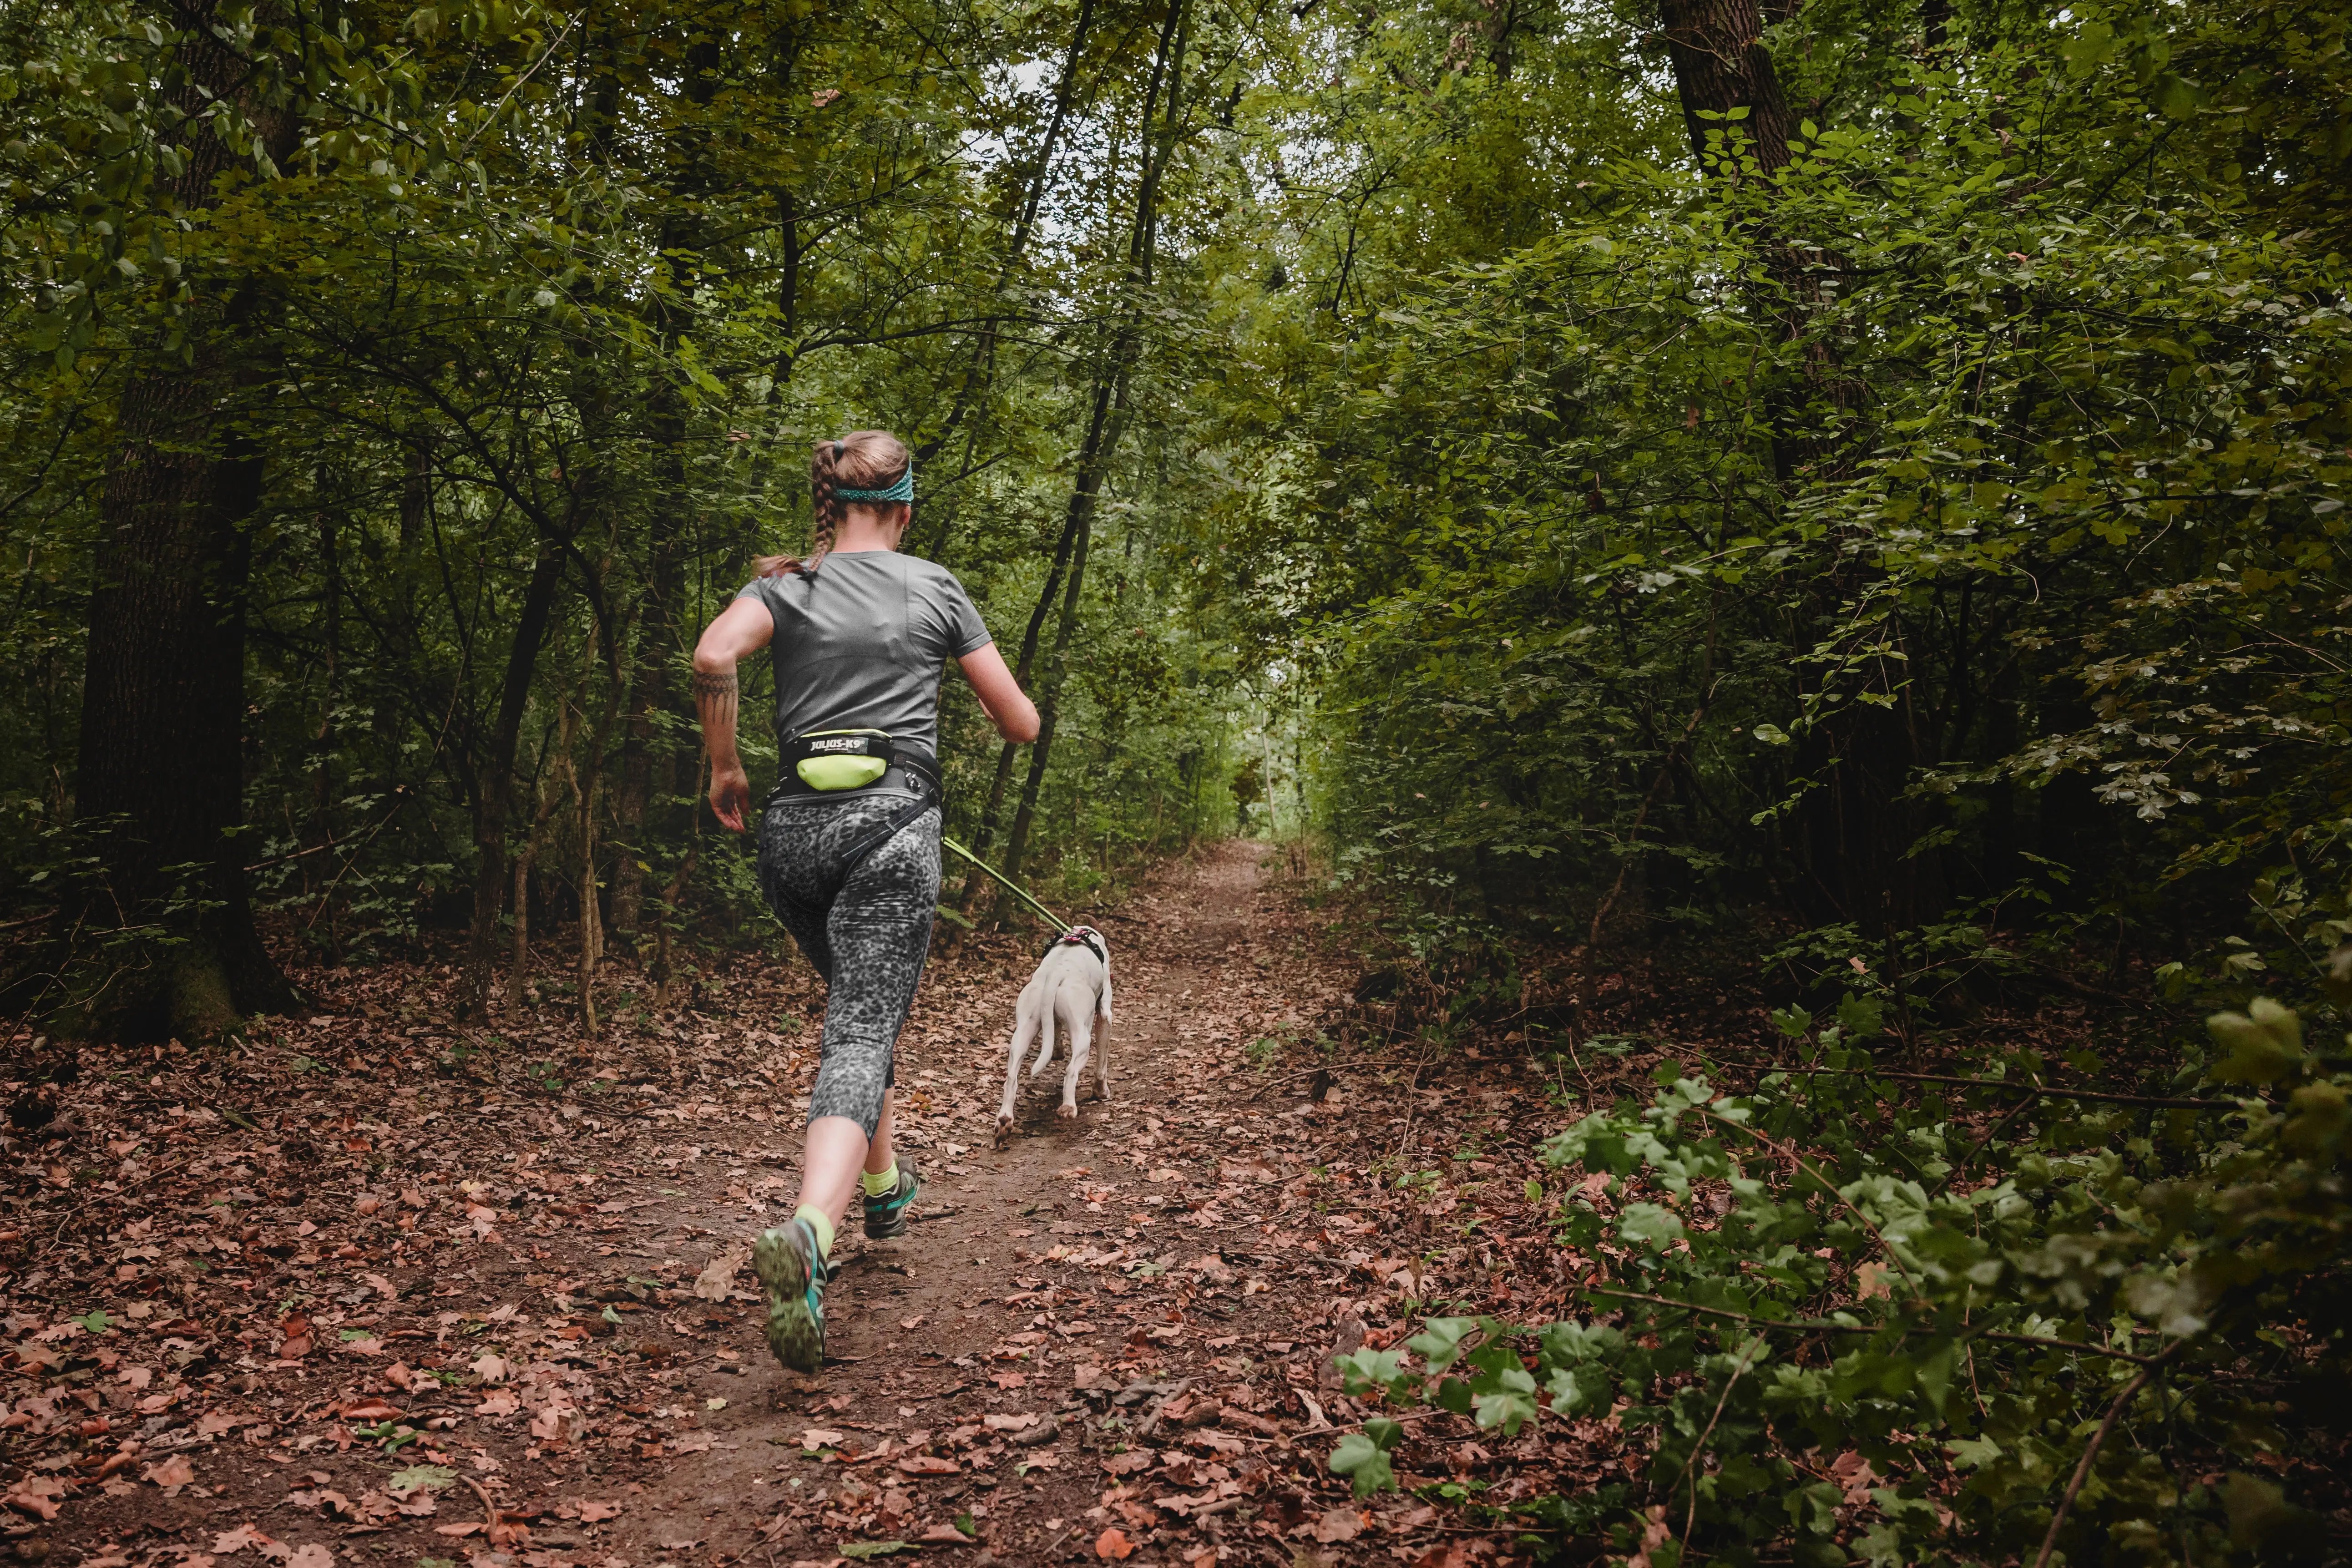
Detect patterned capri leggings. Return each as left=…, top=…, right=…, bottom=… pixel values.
left=756, top=793, right=942, bottom=1138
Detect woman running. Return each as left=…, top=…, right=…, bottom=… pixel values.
left=691, top=429, right=1039, bottom=1372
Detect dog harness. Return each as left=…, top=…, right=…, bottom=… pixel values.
left=1042, top=925, right=1108, bottom=966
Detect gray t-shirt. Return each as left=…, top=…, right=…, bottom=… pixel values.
left=735, top=551, right=993, bottom=767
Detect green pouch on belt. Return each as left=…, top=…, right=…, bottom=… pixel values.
left=794, top=729, right=893, bottom=791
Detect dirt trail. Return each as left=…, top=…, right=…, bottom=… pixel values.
left=610, top=840, right=1360, bottom=1565
left=14, top=840, right=1461, bottom=1568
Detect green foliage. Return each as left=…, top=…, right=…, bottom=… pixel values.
left=1207, top=0, right=2351, bottom=971
left=1335, top=996, right=2350, bottom=1563
left=0, top=0, right=1261, bottom=971
left=1328, top=1415, right=1403, bottom=1497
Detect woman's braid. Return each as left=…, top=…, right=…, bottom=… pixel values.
left=805, top=439, right=845, bottom=577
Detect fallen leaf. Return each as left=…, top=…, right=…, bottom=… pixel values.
left=692, top=1245, right=749, bottom=1302
left=388, top=1465, right=456, bottom=1495
left=917, top=1523, right=975, bottom=1543
left=212, top=1527, right=272, bottom=1555
left=802, top=1428, right=845, bottom=1450
left=433, top=1523, right=482, bottom=1538
left=142, top=1455, right=196, bottom=1488
left=476, top=1391, right=520, bottom=1417
left=286, top=1548, right=334, bottom=1568
left=3, top=1487, right=63, bottom=1522
left=1095, top=1528, right=1137, bottom=1560
left=1311, top=1507, right=1363, bottom=1543
left=470, top=1353, right=512, bottom=1383
left=339, top=1400, right=402, bottom=1421
left=577, top=1500, right=621, bottom=1522
left=895, top=1455, right=958, bottom=1475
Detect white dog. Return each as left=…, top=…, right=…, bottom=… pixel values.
left=995, top=926, right=1112, bottom=1144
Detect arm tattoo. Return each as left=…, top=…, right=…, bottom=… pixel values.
left=693, top=667, right=740, bottom=751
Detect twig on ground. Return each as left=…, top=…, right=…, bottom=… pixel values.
left=463, top=1473, right=501, bottom=1539
left=1393, top=1039, right=1436, bottom=1168
left=1678, top=1335, right=1764, bottom=1552
left=1573, top=1283, right=2162, bottom=1366
left=1927, top=1093, right=2039, bottom=1199
left=1135, top=1378, right=1195, bottom=1441
left=2031, top=1352, right=2173, bottom=1568
left=1762, top=1065, right=2239, bottom=1111
left=1262, top=1055, right=1420, bottom=1087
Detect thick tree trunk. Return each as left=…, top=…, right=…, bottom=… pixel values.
left=50, top=3, right=304, bottom=1041
left=1657, top=0, right=1794, bottom=177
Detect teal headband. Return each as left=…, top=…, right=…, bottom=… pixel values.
left=835, top=461, right=914, bottom=504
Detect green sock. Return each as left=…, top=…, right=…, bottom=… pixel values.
left=860, top=1161, right=898, bottom=1199
left=794, top=1204, right=835, bottom=1259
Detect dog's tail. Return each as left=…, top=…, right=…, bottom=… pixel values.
left=1027, top=984, right=1058, bottom=1077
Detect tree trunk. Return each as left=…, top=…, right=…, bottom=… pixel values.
left=1658, top=0, right=1942, bottom=936
left=507, top=754, right=565, bottom=1013
left=953, top=442, right=1096, bottom=909
left=612, top=32, right=720, bottom=954
left=992, top=0, right=1191, bottom=907
left=456, top=550, right=566, bottom=1019
left=999, top=376, right=1120, bottom=890
left=1656, top=0, right=1794, bottom=178
left=49, top=3, right=304, bottom=1042
left=912, top=0, right=1098, bottom=481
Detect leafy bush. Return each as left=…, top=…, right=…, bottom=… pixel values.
left=1334, top=996, right=2349, bottom=1566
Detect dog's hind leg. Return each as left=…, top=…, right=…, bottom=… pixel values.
left=1090, top=1007, right=1111, bottom=1103
left=996, top=1008, right=1038, bottom=1147
left=1059, top=1005, right=1092, bottom=1121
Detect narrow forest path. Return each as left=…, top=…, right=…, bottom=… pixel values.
left=12, top=843, right=1584, bottom=1568
left=609, top=839, right=1371, bottom=1567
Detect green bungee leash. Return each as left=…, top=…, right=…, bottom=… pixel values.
left=939, top=834, right=1069, bottom=933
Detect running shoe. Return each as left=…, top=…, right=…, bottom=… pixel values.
left=862, top=1157, right=922, bottom=1240
left=752, top=1215, right=830, bottom=1373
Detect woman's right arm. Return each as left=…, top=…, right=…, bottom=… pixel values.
left=958, top=642, right=1041, bottom=744
left=692, top=597, right=776, bottom=831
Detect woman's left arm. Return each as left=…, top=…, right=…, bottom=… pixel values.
left=693, top=597, right=776, bottom=831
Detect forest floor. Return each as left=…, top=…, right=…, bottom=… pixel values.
left=0, top=841, right=1803, bottom=1568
